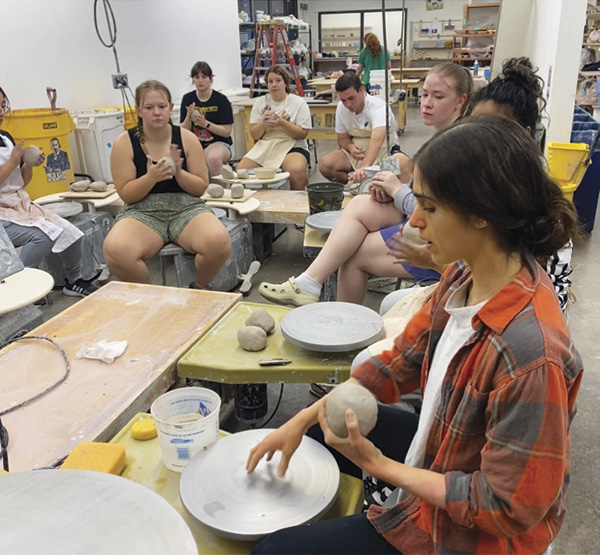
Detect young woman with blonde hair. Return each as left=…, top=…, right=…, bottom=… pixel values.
left=104, top=80, right=230, bottom=287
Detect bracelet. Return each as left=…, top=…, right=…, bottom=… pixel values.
left=206, top=122, right=211, bottom=129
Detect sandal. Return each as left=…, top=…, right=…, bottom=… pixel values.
left=259, top=277, right=319, bottom=307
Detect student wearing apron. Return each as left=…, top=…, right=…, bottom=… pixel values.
left=0, top=85, right=98, bottom=298
left=260, top=64, right=472, bottom=307
left=237, top=65, right=312, bottom=191
left=103, top=80, right=230, bottom=288
left=318, top=72, right=400, bottom=185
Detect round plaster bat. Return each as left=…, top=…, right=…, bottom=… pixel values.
left=70, top=179, right=91, bottom=192
left=236, top=168, right=249, bottom=180
left=245, top=308, right=276, bottom=335
left=230, top=183, right=245, bottom=199
left=326, top=382, right=378, bottom=438
left=221, top=165, right=236, bottom=180
left=237, top=326, right=267, bottom=351
left=159, top=156, right=176, bottom=176
left=90, top=181, right=108, bottom=192
left=207, top=183, right=225, bottom=198
left=22, top=145, right=43, bottom=166
left=402, top=222, right=426, bottom=246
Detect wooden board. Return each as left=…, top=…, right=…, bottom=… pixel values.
left=0, top=281, right=239, bottom=472
left=60, top=184, right=117, bottom=199
left=245, top=189, right=351, bottom=225
left=201, top=188, right=256, bottom=203
left=213, top=172, right=290, bottom=186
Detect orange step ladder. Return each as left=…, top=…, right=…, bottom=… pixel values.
left=250, top=21, right=304, bottom=98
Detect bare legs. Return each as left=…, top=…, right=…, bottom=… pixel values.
left=204, top=142, right=231, bottom=177
left=103, top=213, right=231, bottom=287
left=103, top=219, right=164, bottom=283
left=238, top=152, right=309, bottom=190
left=304, top=195, right=403, bottom=284
left=337, top=230, right=412, bottom=304
left=318, top=149, right=353, bottom=184
left=177, top=213, right=231, bottom=287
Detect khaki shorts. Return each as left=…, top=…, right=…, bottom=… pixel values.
left=115, top=192, right=213, bottom=243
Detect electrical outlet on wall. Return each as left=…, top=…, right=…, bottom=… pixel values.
left=112, top=73, right=129, bottom=89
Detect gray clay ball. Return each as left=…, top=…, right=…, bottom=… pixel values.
left=237, top=326, right=267, bottom=351
left=221, top=165, right=235, bottom=180
left=207, top=183, right=225, bottom=198
left=70, top=179, right=91, bottom=192
left=159, top=156, right=176, bottom=176
left=22, top=145, right=43, bottom=166
left=90, top=181, right=108, bottom=192
left=236, top=168, right=249, bottom=180
left=245, top=308, right=276, bottom=335
left=231, top=183, right=245, bottom=199
left=326, top=382, right=378, bottom=438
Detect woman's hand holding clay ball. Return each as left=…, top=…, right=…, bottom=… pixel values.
left=146, top=155, right=173, bottom=184
left=169, top=144, right=183, bottom=175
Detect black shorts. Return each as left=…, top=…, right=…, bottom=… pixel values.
left=287, top=146, right=311, bottom=165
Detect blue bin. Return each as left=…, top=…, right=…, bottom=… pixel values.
left=571, top=107, right=600, bottom=232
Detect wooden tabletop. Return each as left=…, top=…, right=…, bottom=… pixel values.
left=245, top=189, right=351, bottom=225
left=0, top=281, right=239, bottom=472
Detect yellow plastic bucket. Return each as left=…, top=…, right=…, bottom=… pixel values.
left=547, top=142, right=590, bottom=201
left=96, top=105, right=137, bottom=130
left=0, top=108, right=76, bottom=199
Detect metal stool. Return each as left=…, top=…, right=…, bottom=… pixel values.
left=158, top=243, right=190, bottom=287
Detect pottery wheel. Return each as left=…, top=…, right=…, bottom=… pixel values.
left=281, top=302, right=384, bottom=352
left=0, top=469, right=197, bottom=555
left=43, top=201, right=83, bottom=218
left=305, top=210, right=342, bottom=233
left=211, top=207, right=227, bottom=220
left=180, top=429, right=340, bottom=541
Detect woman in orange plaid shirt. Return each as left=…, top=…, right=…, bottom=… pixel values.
left=248, top=116, right=583, bottom=555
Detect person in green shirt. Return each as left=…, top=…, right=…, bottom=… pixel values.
left=357, top=33, right=391, bottom=91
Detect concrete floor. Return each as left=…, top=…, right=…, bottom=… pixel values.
left=37, top=105, right=599, bottom=553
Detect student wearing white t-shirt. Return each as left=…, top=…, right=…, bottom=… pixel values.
left=319, top=72, right=399, bottom=184
left=237, top=66, right=312, bottom=190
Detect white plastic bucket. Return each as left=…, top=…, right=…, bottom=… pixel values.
left=150, top=387, right=221, bottom=472
left=71, top=109, right=124, bottom=183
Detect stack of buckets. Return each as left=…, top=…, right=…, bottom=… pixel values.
left=547, top=142, right=590, bottom=201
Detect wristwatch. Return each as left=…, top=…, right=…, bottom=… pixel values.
left=206, top=122, right=211, bottom=129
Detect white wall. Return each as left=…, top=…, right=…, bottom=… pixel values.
left=1, top=0, right=241, bottom=112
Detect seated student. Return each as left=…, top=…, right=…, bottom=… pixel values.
left=260, top=63, right=472, bottom=306
left=180, top=61, right=234, bottom=177
left=0, top=85, right=97, bottom=297
left=247, top=116, right=583, bottom=555
left=237, top=66, right=312, bottom=191
left=318, top=71, right=401, bottom=185
left=104, top=80, right=230, bottom=288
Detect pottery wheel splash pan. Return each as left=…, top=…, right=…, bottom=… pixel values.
left=305, top=210, right=342, bottom=233
left=280, top=302, right=384, bottom=352
left=180, top=429, right=340, bottom=541
left=0, top=469, right=197, bottom=555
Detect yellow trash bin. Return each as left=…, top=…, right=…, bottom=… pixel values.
left=0, top=108, right=76, bottom=199
left=96, top=105, right=137, bottom=130
left=547, top=142, right=590, bottom=201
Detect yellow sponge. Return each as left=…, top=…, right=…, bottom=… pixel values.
left=131, top=418, right=158, bottom=440
left=61, top=442, right=126, bottom=475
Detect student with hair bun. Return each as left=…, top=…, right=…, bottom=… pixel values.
left=104, top=80, right=230, bottom=288
left=248, top=116, right=583, bottom=555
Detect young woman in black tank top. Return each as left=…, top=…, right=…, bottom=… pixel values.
left=103, top=80, right=231, bottom=287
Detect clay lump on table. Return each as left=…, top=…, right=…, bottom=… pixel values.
left=207, top=183, right=225, bottom=198
left=70, top=179, right=91, bottom=192
left=244, top=308, right=276, bottom=335
left=231, top=183, right=245, bottom=199
left=221, top=164, right=236, bottom=180
left=236, top=168, right=249, bottom=180
left=237, top=326, right=267, bottom=351
left=326, top=382, right=378, bottom=438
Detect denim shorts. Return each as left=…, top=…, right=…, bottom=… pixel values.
left=115, top=192, right=213, bottom=243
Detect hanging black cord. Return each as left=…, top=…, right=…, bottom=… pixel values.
left=253, top=383, right=285, bottom=429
